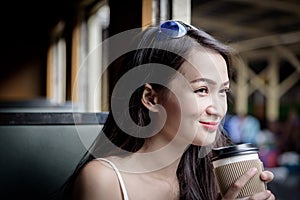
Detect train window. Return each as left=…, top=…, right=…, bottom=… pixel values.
left=45, top=2, right=110, bottom=112
left=46, top=21, right=67, bottom=105
left=71, top=2, right=110, bottom=112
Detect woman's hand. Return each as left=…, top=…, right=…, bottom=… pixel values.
left=260, top=170, right=274, bottom=183
left=221, top=168, right=275, bottom=200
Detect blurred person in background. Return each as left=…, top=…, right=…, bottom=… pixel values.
left=225, top=113, right=261, bottom=146
left=284, top=108, right=300, bottom=153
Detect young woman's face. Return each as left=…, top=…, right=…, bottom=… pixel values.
left=159, top=47, right=229, bottom=146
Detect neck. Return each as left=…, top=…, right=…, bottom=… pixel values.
left=136, top=135, right=188, bottom=172
left=110, top=138, right=188, bottom=175
left=149, top=156, right=181, bottom=178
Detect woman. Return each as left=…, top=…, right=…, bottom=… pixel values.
left=62, top=20, right=275, bottom=200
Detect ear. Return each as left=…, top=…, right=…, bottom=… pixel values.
left=141, top=83, right=159, bottom=112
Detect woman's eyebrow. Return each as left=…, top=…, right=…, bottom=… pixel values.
left=190, top=78, right=229, bottom=86
left=222, top=80, right=230, bottom=86
left=190, top=78, right=216, bottom=85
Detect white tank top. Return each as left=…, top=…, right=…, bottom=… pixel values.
left=96, top=158, right=129, bottom=200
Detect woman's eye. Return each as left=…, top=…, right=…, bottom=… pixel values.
left=220, top=88, right=230, bottom=94
left=194, top=88, right=208, bottom=94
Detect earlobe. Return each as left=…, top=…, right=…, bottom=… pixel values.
left=141, top=83, right=159, bottom=112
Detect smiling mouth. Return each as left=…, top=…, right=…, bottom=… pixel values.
left=199, top=121, right=219, bottom=131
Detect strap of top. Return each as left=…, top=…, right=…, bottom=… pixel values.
left=96, top=158, right=129, bottom=200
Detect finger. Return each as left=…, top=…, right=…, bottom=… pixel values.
left=267, top=193, right=275, bottom=200
left=260, top=171, right=274, bottom=183
left=250, top=190, right=273, bottom=200
left=223, top=168, right=258, bottom=199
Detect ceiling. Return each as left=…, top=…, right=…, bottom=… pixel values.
left=3, top=0, right=300, bottom=53
left=191, top=0, right=300, bottom=109
left=191, top=0, right=300, bottom=52
left=0, top=0, right=78, bottom=77
left=1, top=0, right=300, bottom=69
left=0, top=0, right=299, bottom=105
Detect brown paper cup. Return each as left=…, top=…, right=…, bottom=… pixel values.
left=212, top=143, right=266, bottom=198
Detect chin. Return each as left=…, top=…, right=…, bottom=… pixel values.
left=192, top=131, right=217, bottom=146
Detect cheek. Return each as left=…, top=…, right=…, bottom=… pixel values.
left=186, top=96, right=210, bottom=116
left=179, top=93, right=201, bottom=116
left=162, top=94, right=181, bottom=123
left=161, top=92, right=198, bottom=130
left=224, top=101, right=228, bottom=113
left=221, top=97, right=228, bottom=116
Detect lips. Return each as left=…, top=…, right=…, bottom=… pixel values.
left=199, top=121, right=219, bottom=131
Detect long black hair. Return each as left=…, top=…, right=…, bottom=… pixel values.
left=61, top=21, right=233, bottom=200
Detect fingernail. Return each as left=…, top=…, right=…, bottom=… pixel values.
left=261, top=173, right=266, bottom=179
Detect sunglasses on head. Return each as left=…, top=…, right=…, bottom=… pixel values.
left=159, top=20, right=196, bottom=38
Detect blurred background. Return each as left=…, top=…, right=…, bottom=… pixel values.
left=0, top=0, right=299, bottom=199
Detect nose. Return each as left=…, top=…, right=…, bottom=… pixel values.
left=204, top=92, right=227, bottom=118
left=206, top=105, right=219, bottom=116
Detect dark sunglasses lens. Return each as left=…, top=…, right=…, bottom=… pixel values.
left=160, top=21, right=187, bottom=38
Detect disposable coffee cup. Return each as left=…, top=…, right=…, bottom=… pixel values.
left=212, top=143, right=266, bottom=198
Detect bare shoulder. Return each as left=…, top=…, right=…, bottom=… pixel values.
left=72, top=159, right=123, bottom=200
